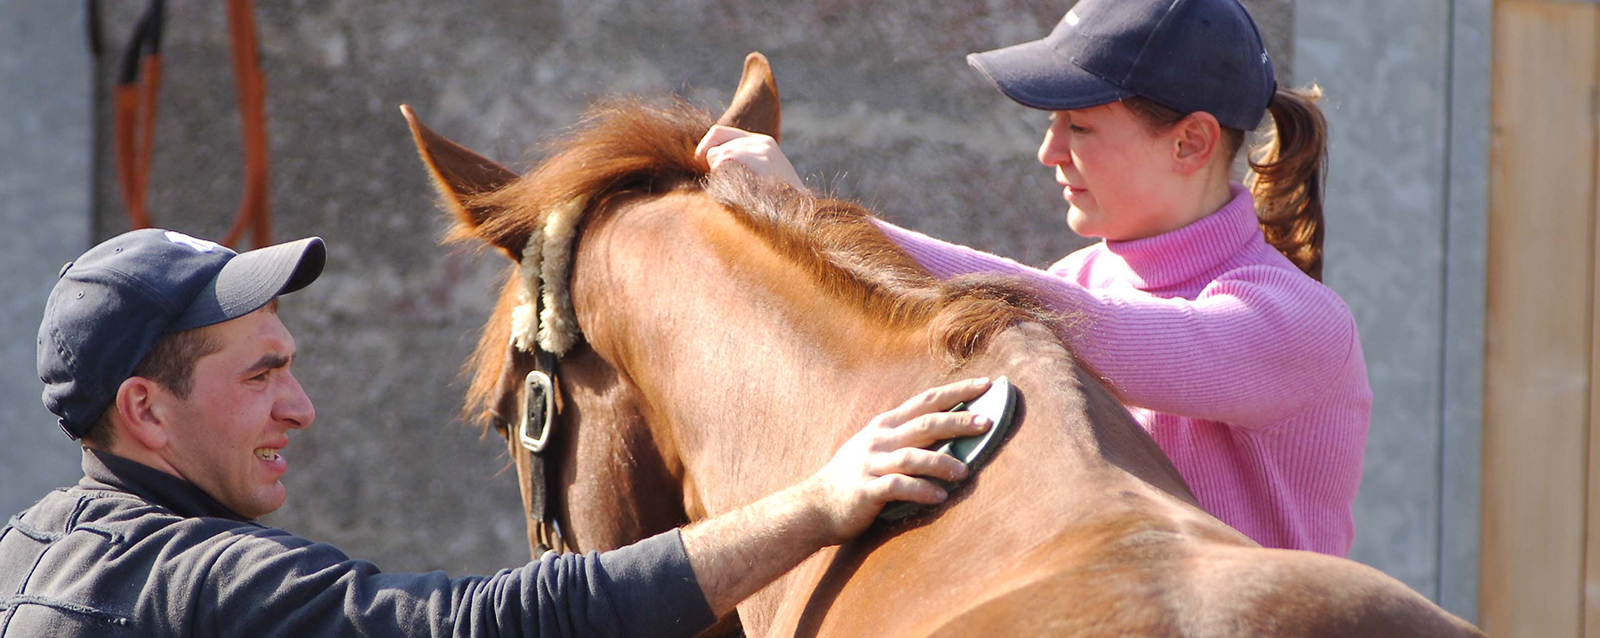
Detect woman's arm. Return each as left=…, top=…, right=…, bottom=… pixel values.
left=694, top=126, right=1360, bottom=427
left=873, top=220, right=1360, bottom=427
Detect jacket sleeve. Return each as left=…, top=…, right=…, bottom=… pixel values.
left=197, top=526, right=715, bottom=638
left=872, top=218, right=1360, bottom=427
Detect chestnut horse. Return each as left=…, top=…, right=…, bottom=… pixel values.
left=405, top=54, right=1483, bottom=637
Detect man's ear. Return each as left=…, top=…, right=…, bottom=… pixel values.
left=1171, top=111, right=1223, bottom=175
left=111, top=376, right=172, bottom=451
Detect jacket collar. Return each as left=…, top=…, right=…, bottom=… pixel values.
left=1099, top=183, right=1259, bottom=290
left=79, top=447, right=253, bottom=522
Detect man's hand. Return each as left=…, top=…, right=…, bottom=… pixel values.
left=681, top=377, right=994, bottom=616
left=695, top=124, right=806, bottom=190
left=798, top=377, right=994, bottom=543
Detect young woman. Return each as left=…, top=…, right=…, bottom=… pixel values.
left=696, top=0, right=1370, bottom=557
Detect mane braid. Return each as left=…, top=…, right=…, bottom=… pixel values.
left=460, top=97, right=1060, bottom=431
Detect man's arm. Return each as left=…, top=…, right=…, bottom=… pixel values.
left=201, top=524, right=709, bottom=638
left=682, top=377, right=993, bottom=616
left=195, top=379, right=989, bottom=637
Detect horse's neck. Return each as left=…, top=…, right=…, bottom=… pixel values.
left=577, top=193, right=935, bottom=511
left=573, top=192, right=1208, bottom=636
left=574, top=191, right=1193, bottom=519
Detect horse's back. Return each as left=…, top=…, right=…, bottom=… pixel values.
left=1178, top=544, right=1485, bottom=638
left=766, top=400, right=1479, bottom=635
left=919, top=541, right=1484, bottom=638
left=754, top=325, right=1478, bottom=637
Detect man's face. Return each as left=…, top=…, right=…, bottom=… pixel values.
left=157, top=306, right=314, bottom=518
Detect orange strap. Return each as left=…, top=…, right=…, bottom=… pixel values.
left=224, top=0, right=270, bottom=248
left=104, top=0, right=272, bottom=249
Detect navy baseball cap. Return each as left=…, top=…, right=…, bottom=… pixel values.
left=967, top=0, right=1276, bottom=131
left=37, top=229, right=325, bottom=439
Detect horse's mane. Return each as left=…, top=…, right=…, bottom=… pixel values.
left=457, top=97, right=1060, bottom=429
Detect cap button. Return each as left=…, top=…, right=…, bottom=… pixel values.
left=57, top=261, right=73, bottom=278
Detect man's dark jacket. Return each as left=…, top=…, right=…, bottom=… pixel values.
left=0, top=449, right=715, bottom=637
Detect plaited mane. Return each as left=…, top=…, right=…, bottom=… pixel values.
left=458, top=97, right=1058, bottom=430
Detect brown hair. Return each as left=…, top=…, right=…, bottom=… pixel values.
left=1123, top=85, right=1329, bottom=281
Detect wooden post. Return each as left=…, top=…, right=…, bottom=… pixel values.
left=1589, top=5, right=1600, bottom=636
left=1484, top=1, right=1598, bottom=637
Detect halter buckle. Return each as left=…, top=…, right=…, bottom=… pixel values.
left=519, top=370, right=555, bottom=453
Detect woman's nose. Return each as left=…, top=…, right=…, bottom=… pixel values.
left=1037, top=123, right=1070, bottom=167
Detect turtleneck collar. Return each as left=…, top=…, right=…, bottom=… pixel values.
left=1100, top=183, right=1260, bottom=290
left=79, top=447, right=254, bottom=522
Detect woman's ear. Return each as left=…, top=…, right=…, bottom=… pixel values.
left=1171, top=111, right=1223, bottom=175
left=111, top=376, right=171, bottom=452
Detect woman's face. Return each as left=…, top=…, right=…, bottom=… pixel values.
left=1037, top=102, right=1182, bottom=241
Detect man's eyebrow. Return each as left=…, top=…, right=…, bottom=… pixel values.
left=242, top=352, right=294, bottom=376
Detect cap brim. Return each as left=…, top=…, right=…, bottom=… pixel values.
left=171, top=236, right=326, bottom=331
left=967, top=38, right=1132, bottom=111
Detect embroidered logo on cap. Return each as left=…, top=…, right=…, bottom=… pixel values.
left=164, top=231, right=220, bottom=253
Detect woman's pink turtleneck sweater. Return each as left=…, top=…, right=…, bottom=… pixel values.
left=872, top=185, right=1371, bottom=556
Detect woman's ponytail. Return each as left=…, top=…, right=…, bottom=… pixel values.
left=1247, top=86, right=1328, bottom=281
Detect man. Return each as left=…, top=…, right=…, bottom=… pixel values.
left=1, top=229, right=991, bottom=636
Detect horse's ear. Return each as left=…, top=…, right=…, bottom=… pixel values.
left=716, top=52, right=781, bottom=142
left=400, top=104, right=524, bottom=256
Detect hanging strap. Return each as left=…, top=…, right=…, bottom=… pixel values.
left=105, top=0, right=162, bottom=230
left=93, top=0, right=272, bottom=249
left=222, top=0, right=270, bottom=248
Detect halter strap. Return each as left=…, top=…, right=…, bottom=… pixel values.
left=512, top=197, right=585, bottom=355
left=507, top=198, right=587, bottom=556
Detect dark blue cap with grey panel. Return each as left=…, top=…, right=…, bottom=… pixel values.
left=967, top=0, right=1276, bottom=131
left=37, top=229, right=325, bottom=439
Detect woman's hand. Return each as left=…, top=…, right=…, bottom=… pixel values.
left=695, top=124, right=806, bottom=190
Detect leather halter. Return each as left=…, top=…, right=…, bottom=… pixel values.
left=494, top=203, right=587, bottom=556
left=497, top=340, right=567, bottom=556
left=89, top=0, right=273, bottom=249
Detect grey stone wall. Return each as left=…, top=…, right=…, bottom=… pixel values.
left=0, top=0, right=94, bottom=523
left=6, top=1, right=1477, bottom=620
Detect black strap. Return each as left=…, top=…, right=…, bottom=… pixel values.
left=528, top=451, right=551, bottom=554
left=115, top=0, right=164, bottom=86
left=525, top=295, right=564, bottom=554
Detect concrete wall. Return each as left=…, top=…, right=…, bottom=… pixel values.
left=0, top=0, right=94, bottom=523
left=3, top=0, right=1479, bottom=620
left=1297, top=0, right=1489, bottom=620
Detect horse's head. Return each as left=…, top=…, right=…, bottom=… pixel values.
left=402, top=54, right=783, bottom=557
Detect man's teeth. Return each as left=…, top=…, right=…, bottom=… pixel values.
left=254, top=448, right=280, bottom=461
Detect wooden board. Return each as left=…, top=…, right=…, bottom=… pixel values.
left=1484, top=1, right=1598, bottom=637
left=1590, top=5, right=1600, bottom=636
